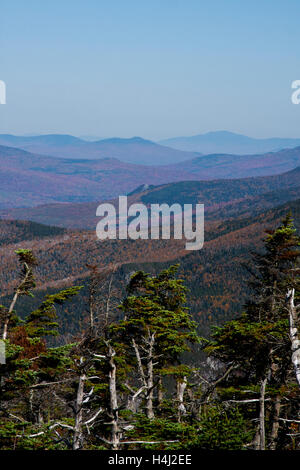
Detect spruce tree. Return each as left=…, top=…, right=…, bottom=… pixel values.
left=204, top=213, right=300, bottom=450
left=116, top=265, right=199, bottom=420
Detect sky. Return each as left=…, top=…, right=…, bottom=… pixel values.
left=1, top=0, right=300, bottom=140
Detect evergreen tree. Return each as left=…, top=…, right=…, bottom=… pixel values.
left=204, top=214, right=300, bottom=450
left=1, top=249, right=37, bottom=340
left=0, top=250, right=82, bottom=448
left=116, top=265, right=199, bottom=420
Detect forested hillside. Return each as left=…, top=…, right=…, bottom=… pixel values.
left=1, top=166, right=299, bottom=228
left=1, top=199, right=299, bottom=340
left=0, top=214, right=299, bottom=450
left=0, top=220, right=66, bottom=245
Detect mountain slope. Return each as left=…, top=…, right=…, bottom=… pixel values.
left=1, top=167, right=299, bottom=228
left=140, top=166, right=300, bottom=209
left=0, top=220, right=66, bottom=245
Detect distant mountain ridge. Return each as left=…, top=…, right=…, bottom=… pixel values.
left=160, top=130, right=300, bottom=155
left=0, top=134, right=201, bottom=165
left=3, top=131, right=300, bottom=165
left=173, top=146, right=300, bottom=178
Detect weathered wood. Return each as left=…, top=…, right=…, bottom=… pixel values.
left=287, top=289, right=300, bottom=387
left=259, top=376, right=267, bottom=450
left=177, top=376, right=187, bottom=422
left=107, top=343, right=120, bottom=449
left=145, top=330, right=155, bottom=420
left=73, top=358, right=86, bottom=450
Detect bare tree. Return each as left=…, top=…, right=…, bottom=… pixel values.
left=287, top=288, right=300, bottom=387
left=176, top=376, right=187, bottom=422
left=131, top=329, right=158, bottom=420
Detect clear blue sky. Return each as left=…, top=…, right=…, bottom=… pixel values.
left=1, top=0, right=300, bottom=140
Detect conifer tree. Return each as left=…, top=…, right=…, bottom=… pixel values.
left=0, top=250, right=83, bottom=447
left=116, top=265, right=199, bottom=420
left=1, top=249, right=37, bottom=340
left=204, top=213, right=300, bottom=450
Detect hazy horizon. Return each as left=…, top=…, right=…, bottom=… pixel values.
left=3, top=129, right=300, bottom=142
left=1, top=1, right=300, bottom=139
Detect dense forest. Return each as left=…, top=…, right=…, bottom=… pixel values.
left=1, top=198, right=299, bottom=334
left=0, top=213, right=299, bottom=450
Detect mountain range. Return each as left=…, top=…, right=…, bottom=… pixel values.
left=3, top=131, right=300, bottom=165
left=0, top=135, right=200, bottom=165
left=1, top=143, right=300, bottom=209
left=160, top=130, right=300, bottom=155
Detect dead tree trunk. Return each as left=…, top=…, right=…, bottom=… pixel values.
left=287, top=288, right=300, bottom=387
left=176, top=376, right=187, bottom=422
left=126, top=384, right=146, bottom=413
left=105, top=275, right=114, bottom=331
left=3, top=262, right=32, bottom=340
left=3, top=291, right=19, bottom=340
left=157, top=376, right=163, bottom=409
left=269, top=395, right=281, bottom=450
left=132, top=331, right=156, bottom=419
left=132, top=338, right=146, bottom=385
left=145, top=330, right=155, bottom=420
left=107, top=343, right=120, bottom=449
left=73, top=359, right=86, bottom=450
left=259, top=376, right=268, bottom=450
